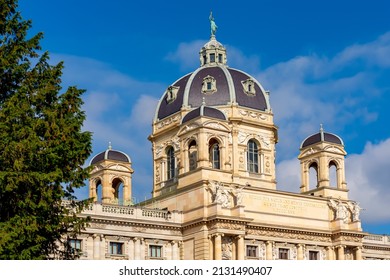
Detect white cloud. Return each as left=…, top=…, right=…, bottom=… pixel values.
left=127, top=95, right=159, bottom=128
left=165, top=40, right=205, bottom=71
left=346, top=139, right=390, bottom=223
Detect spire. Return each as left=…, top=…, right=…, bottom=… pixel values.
left=108, top=141, right=112, bottom=150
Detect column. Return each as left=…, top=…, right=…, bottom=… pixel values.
left=232, top=128, right=239, bottom=176
left=134, top=238, right=141, bottom=260
left=140, top=238, right=145, bottom=260
left=354, top=246, right=363, bottom=260
left=172, top=241, right=179, bottom=260
left=326, top=246, right=335, bottom=260
left=297, top=244, right=304, bottom=260
left=100, top=235, right=106, bottom=259
left=214, top=234, right=223, bottom=260
left=209, top=235, right=214, bottom=260
left=236, top=236, right=245, bottom=260
left=128, top=238, right=134, bottom=260
left=337, top=245, right=345, bottom=260
left=265, top=241, right=273, bottom=260
left=93, top=234, right=100, bottom=260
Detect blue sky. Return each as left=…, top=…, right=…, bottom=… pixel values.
left=19, top=0, right=390, bottom=234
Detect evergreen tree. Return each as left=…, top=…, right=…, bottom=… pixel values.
left=0, top=0, right=92, bottom=259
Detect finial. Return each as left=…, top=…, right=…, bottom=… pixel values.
left=209, top=11, right=218, bottom=37
left=202, top=97, right=206, bottom=106
left=319, top=124, right=324, bottom=141
left=108, top=141, right=112, bottom=150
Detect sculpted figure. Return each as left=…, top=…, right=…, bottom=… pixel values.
left=209, top=12, right=218, bottom=36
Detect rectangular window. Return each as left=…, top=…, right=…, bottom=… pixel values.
left=246, top=245, right=257, bottom=257
left=149, top=245, right=162, bottom=258
left=210, top=53, right=215, bottom=62
left=69, top=239, right=81, bottom=254
left=218, top=54, right=223, bottom=63
left=109, top=242, right=123, bottom=255
left=279, top=248, right=289, bottom=260
left=309, top=251, right=319, bottom=260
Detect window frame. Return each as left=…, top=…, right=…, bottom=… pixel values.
left=109, top=242, right=124, bottom=255
left=246, top=245, right=258, bottom=258
left=309, top=250, right=319, bottom=260
left=247, top=140, right=259, bottom=173
left=68, top=239, right=82, bottom=254
left=209, top=140, right=220, bottom=169
left=166, top=146, right=175, bottom=180
left=278, top=248, right=289, bottom=260
left=149, top=245, right=163, bottom=259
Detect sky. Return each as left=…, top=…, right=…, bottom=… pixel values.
left=18, top=0, right=390, bottom=234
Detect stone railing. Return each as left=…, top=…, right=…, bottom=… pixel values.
left=363, top=234, right=390, bottom=245
left=80, top=202, right=183, bottom=223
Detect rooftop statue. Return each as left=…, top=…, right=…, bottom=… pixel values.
left=209, top=11, right=218, bottom=36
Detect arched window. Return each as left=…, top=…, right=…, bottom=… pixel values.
left=188, top=140, right=197, bottom=171
left=309, top=162, right=318, bottom=189
left=247, top=140, right=259, bottom=173
left=112, top=178, right=124, bottom=205
left=329, top=161, right=338, bottom=187
left=209, top=139, right=220, bottom=169
left=166, top=146, right=175, bottom=180
left=95, top=179, right=102, bottom=202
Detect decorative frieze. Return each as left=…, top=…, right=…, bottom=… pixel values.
left=156, top=115, right=181, bottom=129
left=238, top=109, right=268, bottom=121
left=246, top=228, right=332, bottom=243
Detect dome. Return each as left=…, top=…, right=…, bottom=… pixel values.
left=182, top=103, right=226, bottom=124
left=154, top=35, right=270, bottom=121
left=300, top=126, right=344, bottom=149
left=90, top=144, right=131, bottom=165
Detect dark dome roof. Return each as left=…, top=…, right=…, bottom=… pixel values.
left=154, top=36, right=270, bottom=121
left=90, top=146, right=131, bottom=165
left=300, top=127, right=344, bottom=149
left=182, top=105, right=226, bottom=123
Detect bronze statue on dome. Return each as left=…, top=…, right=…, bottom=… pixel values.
left=209, top=11, right=218, bottom=36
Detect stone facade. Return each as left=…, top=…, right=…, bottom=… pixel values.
left=74, top=28, right=390, bottom=260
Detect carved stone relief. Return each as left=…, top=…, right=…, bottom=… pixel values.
left=221, top=236, right=233, bottom=260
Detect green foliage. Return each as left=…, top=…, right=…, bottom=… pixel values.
left=0, top=0, right=92, bottom=259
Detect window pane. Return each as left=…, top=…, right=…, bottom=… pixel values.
left=167, top=147, right=175, bottom=180
left=110, top=242, right=123, bottom=255
left=279, top=248, right=289, bottom=259
left=210, top=53, right=215, bottom=62
left=150, top=245, right=162, bottom=258
left=247, top=140, right=259, bottom=173
left=309, top=251, right=318, bottom=260
left=246, top=245, right=257, bottom=257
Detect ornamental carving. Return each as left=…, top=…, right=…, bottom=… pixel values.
left=246, top=229, right=331, bottom=242
left=208, top=181, right=231, bottom=208
left=238, top=132, right=247, bottom=144
left=338, top=235, right=362, bottom=242
left=239, top=110, right=267, bottom=120
left=90, top=223, right=106, bottom=229
left=222, top=236, right=233, bottom=260
left=211, top=222, right=245, bottom=231
left=155, top=137, right=180, bottom=157
left=156, top=115, right=180, bottom=129
left=133, top=227, right=146, bottom=233
left=328, top=199, right=352, bottom=223
left=204, top=122, right=227, bottom=131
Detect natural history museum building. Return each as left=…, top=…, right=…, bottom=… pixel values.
left=73, top=21, right=390, bottom=260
